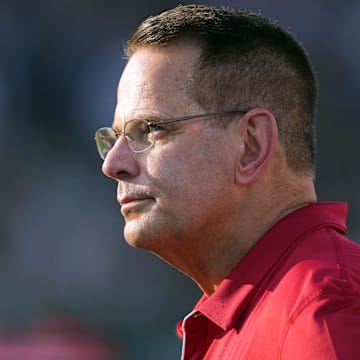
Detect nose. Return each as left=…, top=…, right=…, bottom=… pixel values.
left=101, top=135, right=140, bottom=181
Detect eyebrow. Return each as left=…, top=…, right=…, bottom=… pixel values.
left=150, top=109, right=251, bottom=125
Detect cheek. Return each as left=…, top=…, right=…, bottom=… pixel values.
left=151, top=146, right=231, bottom=198
left=144, top=150, right=170, bottom=181
left=144, top=149, right=200, bottom=205
left=144, top=132, right=235, bottom=202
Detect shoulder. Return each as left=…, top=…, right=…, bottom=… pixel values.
left=276, top=227, right=360, bottom=359
left=278, top=285, right=360, bottom=359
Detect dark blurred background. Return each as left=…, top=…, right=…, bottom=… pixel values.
left=0, top=0, right=359, bottom=359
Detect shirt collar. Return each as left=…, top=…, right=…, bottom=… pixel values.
left=193, top=202, right=348, bottom=331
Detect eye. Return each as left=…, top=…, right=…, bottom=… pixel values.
left=148, top=123, right=165, bottom=132
left=113, top=130, right=122, bottom=138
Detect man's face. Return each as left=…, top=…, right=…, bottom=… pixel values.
left=102, top=43, right=239, bottom=265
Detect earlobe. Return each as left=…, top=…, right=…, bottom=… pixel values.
left=235, top=109, right=278, bottom=184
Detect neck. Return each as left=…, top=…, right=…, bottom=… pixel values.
left=184, top=174, right=317, bottom=296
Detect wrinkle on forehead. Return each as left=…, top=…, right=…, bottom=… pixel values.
left=115, top=44, right=203, bottom=124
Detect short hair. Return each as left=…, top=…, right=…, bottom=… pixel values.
left=126, top=4, right=318, bottom=175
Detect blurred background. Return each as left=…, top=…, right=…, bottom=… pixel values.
left=0, top=0, right=359, bottom=358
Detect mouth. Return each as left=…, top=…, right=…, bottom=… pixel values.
left=118, top=194, right=151, bottom=205
left=118, top=194, right=154, bottom=216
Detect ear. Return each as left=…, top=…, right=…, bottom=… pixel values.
left=235, top=108, right=278, bottom=185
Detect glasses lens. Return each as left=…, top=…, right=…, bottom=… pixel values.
left=124, top=119, right=154, bottom=152
left=95, top=127, right=117, bottom=160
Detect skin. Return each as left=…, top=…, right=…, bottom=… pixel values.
left=102, top=42, right=317, bottom=296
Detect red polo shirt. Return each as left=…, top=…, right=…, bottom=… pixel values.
left=177, top=202, right=360, bottom=359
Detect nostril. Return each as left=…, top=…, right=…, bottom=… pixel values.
left=100, top=139, right=140, bottom=181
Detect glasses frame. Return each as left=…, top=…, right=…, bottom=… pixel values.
left=95, top=109, right=251, bottom=160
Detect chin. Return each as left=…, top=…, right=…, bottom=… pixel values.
left=123, top=221, right=156, bottom=250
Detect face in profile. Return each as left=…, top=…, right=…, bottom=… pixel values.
left=101, top=43, right=240, bottom=265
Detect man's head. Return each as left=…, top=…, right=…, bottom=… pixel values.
left=98, top=5, right=318, bottom=289
left=126, top=4, right=318, bottom=176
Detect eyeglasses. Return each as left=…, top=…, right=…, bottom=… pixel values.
left=94, top=109, right=250, bottom=160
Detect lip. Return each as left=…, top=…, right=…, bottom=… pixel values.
left=119, top=196, right=153, bottom=217
left=118, top=195, right=151, bottom=206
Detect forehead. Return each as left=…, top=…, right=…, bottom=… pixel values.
left=115, top=43, right=203, bottom=122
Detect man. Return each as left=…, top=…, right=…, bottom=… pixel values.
left=94, top=5, right=360, bottom=359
